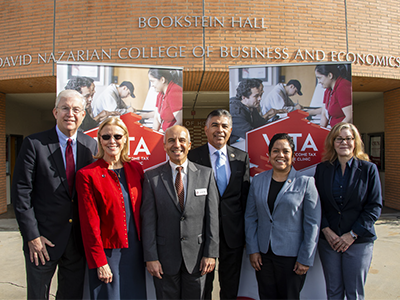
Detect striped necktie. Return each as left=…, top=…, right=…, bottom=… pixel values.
left=175, top=166, right=184, bottom=211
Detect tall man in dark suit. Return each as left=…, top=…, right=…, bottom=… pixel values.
left=188, top=109, right=250, bottom=300
left=12, top=90, right=97, bottom=299
left=141, top=125, right=219, bottom=299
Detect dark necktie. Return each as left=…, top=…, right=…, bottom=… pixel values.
left=66, top=139, right=75, bottom=195
left=175, top=166, right=184, bottom=211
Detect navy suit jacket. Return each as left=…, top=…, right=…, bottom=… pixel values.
left=314, top=159, right=382, bottom=243
left=188, top=144, right=249, bottom=249
left=12, top=127, right=97, bottom=260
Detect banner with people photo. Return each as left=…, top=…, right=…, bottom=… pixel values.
left=229, top=62, right=352, bottom=177
left=229, top=62, right=352, bottom=300
left=57, top=62, right=183, bottom=171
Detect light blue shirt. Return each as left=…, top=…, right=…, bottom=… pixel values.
left=55, top=125, right=77, bottom=170
left=208, top=143, right=231, bottom=182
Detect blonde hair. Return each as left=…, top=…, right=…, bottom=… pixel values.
left=322, top=122, right=369, bottom=163
left=94, top=117, right=131, bottom=163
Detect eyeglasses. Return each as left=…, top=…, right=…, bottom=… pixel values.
left=335, top=137, right=355, bottom=144
left=101, top=134, right=124, bottom=141
left=58, top=106, right=84, bottom=114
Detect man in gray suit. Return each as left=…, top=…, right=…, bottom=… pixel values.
left=141, top=125, right=219, bottom=299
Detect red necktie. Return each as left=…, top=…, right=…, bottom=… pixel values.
left=66, top=139, right=75, bottom=195
left=175, top=166, right=184, bottom=211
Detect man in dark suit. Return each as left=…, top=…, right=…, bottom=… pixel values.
left=12, top=90, right=97, bottom=299
left=141, top=125, right=219, bottom=299
left=188, top=109, right=250, bottom=300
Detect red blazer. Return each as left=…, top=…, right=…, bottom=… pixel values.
left=76, top=158, right=143, bottom=269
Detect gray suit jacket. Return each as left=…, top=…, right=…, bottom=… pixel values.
left=245, top=168, right=321, bottom=266
left=141, top=160, right=219, bottom=275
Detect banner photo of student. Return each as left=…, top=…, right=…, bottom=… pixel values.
left=57, top=62, right=183, bottom=171
left=230, top=62, right=352, bottom=300
left=229, top=62, right=352, bottom=177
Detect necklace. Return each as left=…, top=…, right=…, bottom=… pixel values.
left=113, top=168, right=122, bottom=178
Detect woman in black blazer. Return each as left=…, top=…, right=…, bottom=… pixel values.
left=314, top=122, right=382, bottom=300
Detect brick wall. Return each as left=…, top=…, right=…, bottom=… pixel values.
left=1, top=0, right=400, bottom=81
left=348, top=0, right=400, bottom=79
left=384, top=88, right=400, bottom=210
left=0, top=93, right=6, bottom=214
left=0, top=0, right=54, bottom=80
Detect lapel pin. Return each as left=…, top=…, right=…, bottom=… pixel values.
left=231, top=153, right=235, bottom=158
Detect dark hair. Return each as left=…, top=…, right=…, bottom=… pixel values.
left=236, top=78, right=263, bottom=99
left=315, top=64, right=349, bottom=81
left=268, top=133, right=295, bottom=155
left=148, top=69, right=182, bottom=86
left=206, top=109, right=232, bottom=127
left=64, top=76, right=94, bottom=93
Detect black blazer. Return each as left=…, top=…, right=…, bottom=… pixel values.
left=12, top=127, right=97, bottom=259
left=188, top=144, right=250, bottom=249
left=314, top=158, right=382, bottom=244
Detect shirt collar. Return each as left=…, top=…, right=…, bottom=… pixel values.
left=334, top=157, right=354, bottom=170
left=332, top=76, right=344, bottom=93
left=55, top=125, right=77, bottom=146
left=208, top=143, right=227, bottom=158
left=169, top=159, right=188, bottom=174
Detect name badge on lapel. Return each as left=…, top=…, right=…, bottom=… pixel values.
left=195, top=188, right=208, bottom=196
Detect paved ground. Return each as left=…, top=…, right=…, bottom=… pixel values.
left=365, top=210, right=400, bottom=299
left=0, top=206, right=399, bottom=299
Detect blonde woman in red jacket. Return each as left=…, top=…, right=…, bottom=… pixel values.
left=76, top=116, right=145, bottom=299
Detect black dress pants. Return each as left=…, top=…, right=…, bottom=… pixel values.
left=204, top=230, right=244, bottom=300
left=153, top=261, right=206, bottom=300
left=255, top=248, right=306, bottom=300
left=24, top=235, right=85, bottom=300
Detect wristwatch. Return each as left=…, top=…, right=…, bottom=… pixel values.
left=350, top=230, right=358, bottom=240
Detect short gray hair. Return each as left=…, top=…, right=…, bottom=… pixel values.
left=205, top=109, right=232, bottom=128
left=163, top=125, right=191, bottom=143
left=55, top=89, right=86, bottom=109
